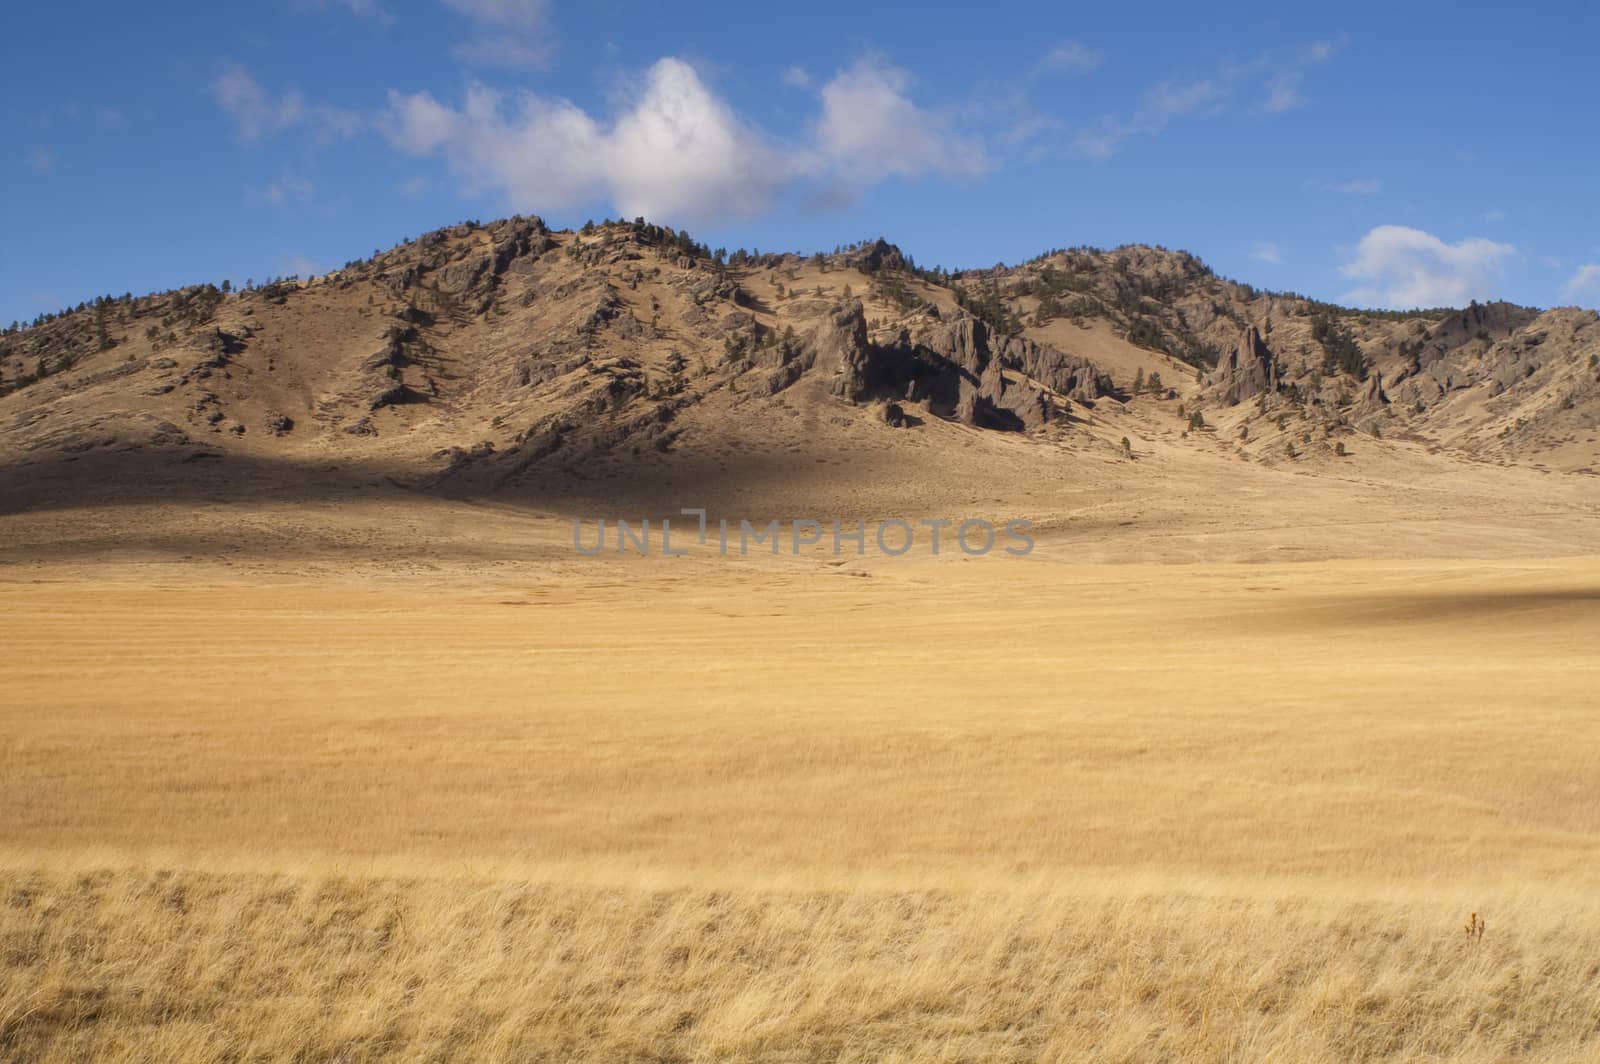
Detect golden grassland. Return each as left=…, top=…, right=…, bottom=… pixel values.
left=3, top=553, right=1600, bottom=1060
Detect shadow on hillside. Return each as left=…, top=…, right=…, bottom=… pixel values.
left=1257, top=587, right=1600, bottom=629
left=0, top=449, right=414, bottom=517
left=0, top=441, right=928, bottom=525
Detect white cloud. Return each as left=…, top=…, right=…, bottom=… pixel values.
left=1340, top=225, right=1515, bottom=309
left=212, top=64, right=359, bottom=142
left=810, top=57, right=988, bottom=182
left=385, top=55, right=984, bottom=225
left=387, top=60, right=778, bottom=221
left=1252, top=242, right=1281, bottom=264
left=781, top=66, right=811, bottom=89
left=608, top=61, right=784, bottom=220
left=1037, top=41, right=1101, bottom=74
left=1561, top=264, right=1600, bottom=303
left=441, top=0, right=550, bottom=67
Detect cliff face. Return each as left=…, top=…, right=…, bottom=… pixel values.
left=1210, top=325, right=1278, bottom=407
left=971, top=244, right=1600, bottom=465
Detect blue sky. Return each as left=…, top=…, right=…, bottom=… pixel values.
left=5, top=0, right=1597, bottom=326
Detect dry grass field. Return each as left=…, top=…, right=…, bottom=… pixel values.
left=4, top=546, right=1599, bottom=1061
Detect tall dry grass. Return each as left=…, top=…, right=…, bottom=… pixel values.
left=4, top=866, right=1598, bottom=1062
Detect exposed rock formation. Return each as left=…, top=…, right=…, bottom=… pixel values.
left=1210, top=325, right=1277, bottom=406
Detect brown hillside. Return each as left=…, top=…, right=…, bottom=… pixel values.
left=2, top=218, right=1598, bottom=541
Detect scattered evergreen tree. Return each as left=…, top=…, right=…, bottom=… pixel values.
left=94, top=305, right=113, bottom=351
left=1312, top=313, right=1368, bottom=379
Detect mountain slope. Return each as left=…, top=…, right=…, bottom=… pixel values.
left=3, top=217, right=1599, bottom=518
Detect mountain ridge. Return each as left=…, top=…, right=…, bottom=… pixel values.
left=3, top=215, right=1598, bottom=511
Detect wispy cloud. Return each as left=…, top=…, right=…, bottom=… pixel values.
left=1036, top=41, right=1101, bottom=75
left=248, top=171, right=317, bottom=208
left=291, top=0, right=393, bottom=22
left=1263, top=73, right=1303, bottom=114
left=30, top=103, right=128, bottom=130
left=1069, top=39, right=1340, bottom=160
left=441, top=0, right=551, bottom=68
left=1341, top=225, right=1515, bottom=309
left=26, top=146, right=57, bottom=175
left=1252, top=242, right=1282, bottom=264
left=385, top=54, right=985, bottom=225
left=282, top=254, right=326, bottom=278
left=396, top=174, right=433, bottom=199
left=1309, top=176, right=1383, bottom=196
left=1262, top=38, right=1341, bottom=113
left=211, top=64, right=359, bottom=142
left=1561, top=264, right=1600, bottom=303
left=1074, top=77, right=1226, bottom=160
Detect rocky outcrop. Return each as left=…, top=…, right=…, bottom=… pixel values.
left=1211, top=324, right=1277, bottom=405
left=814, top=301, right=873, bottom=399
left=1006, top=341, right=1103, bottom=405
left=806, top=304, right=1100, bottom=430
left=844, top=239, right=908, bottom=275
left=1359, top=372, right=1388, bottom=409
left=878, top=314, right=1099, bottom=429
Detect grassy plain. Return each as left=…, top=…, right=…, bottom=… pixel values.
left=3, top=550, right=1599, bottom=1060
